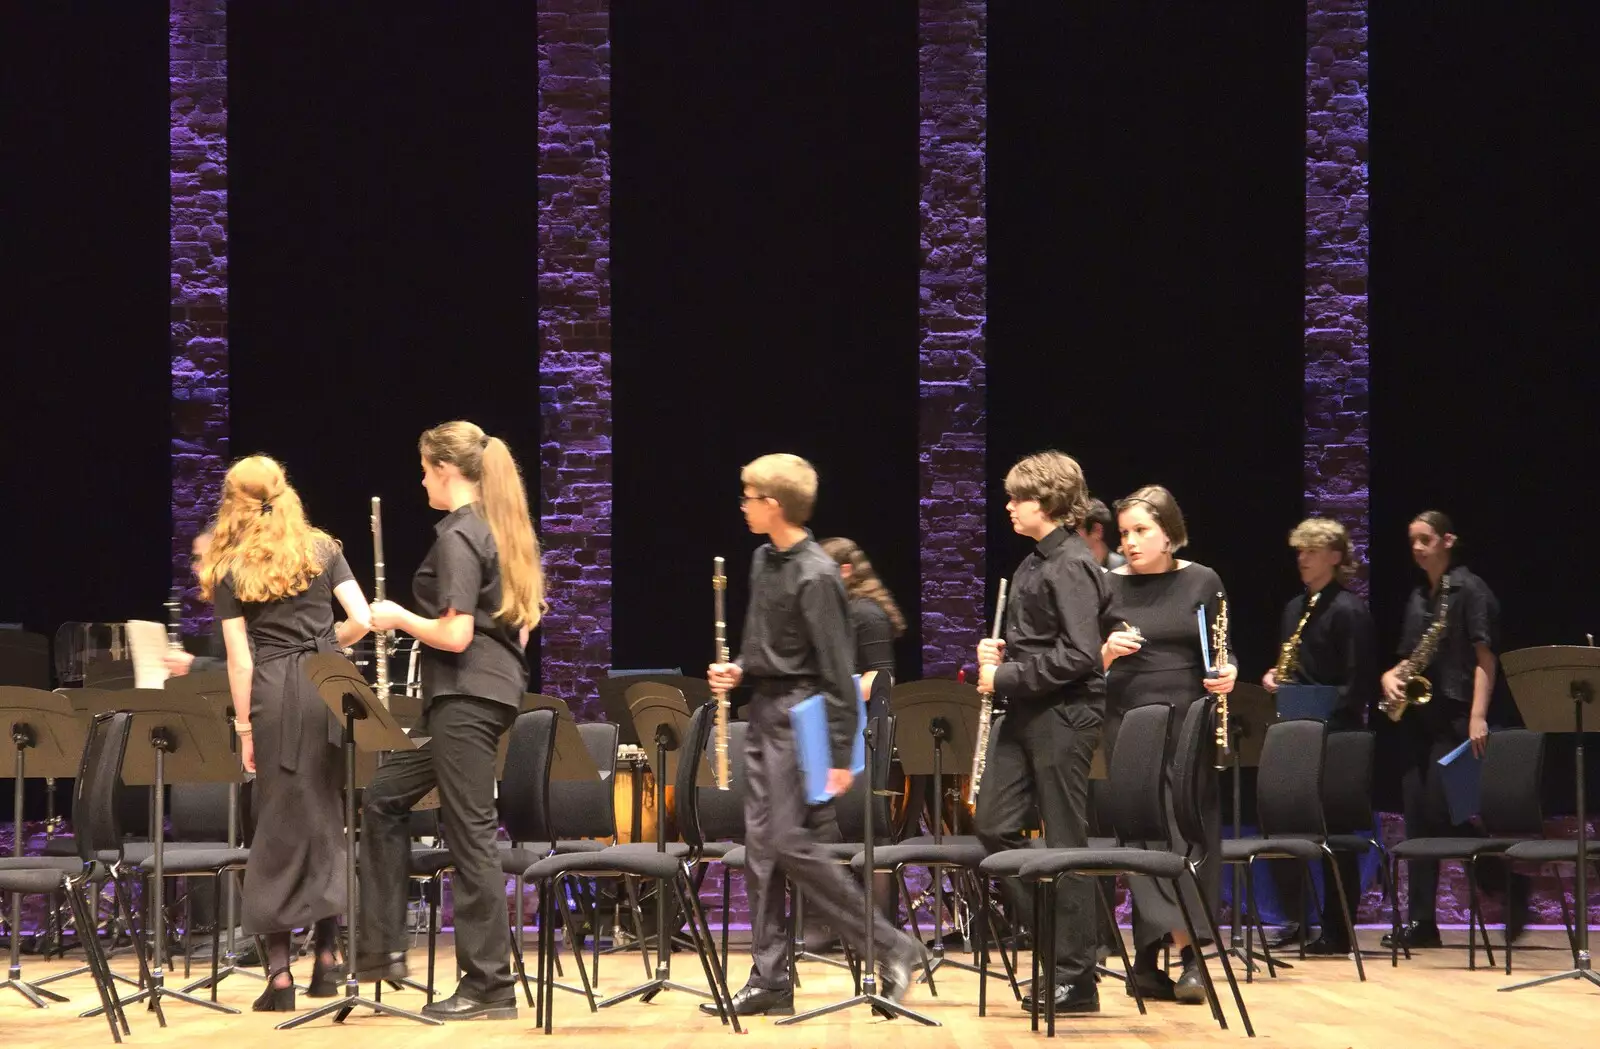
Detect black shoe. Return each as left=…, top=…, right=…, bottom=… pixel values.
left=1266, top=922, right=1303, bottom=949
left=352, top=951, right=408, bottom=982
left=1173, top=963, right=1208, bottom=1005
left=1381, top=920, right=1441, bottom=949
left=1505, top=873, right=1532, bottom=945
left=1303, top=934, right=1353, bottom=956
left=252, top=969, right=296, bottom=1012
left=879, top=937, right=925, bottom=1004
left=1125, top=967, right=1177, bottom=1001
left=1022, top=982, right=1100, bottom=1015
left=420, top=993, right=517, bottom=1021
left=699, top=984, right=795, bottom=1017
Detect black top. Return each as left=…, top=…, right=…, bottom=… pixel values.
left=184, top=619, right=228, bottom=671
left=414, top=504, right=529, bottom=709
left=991, top=528, right=1110, bottom=712
left=734, top=532, right=858, bottom=769
left=1396, top=565, right=1500, bottom=709
left=1102, top=562, right=1230, bottom=711
left=847, top=595, right=896, bottom=676
left=1276, top=581, right=1377, bottom=718
left=214, top=543, right=353, bottom=647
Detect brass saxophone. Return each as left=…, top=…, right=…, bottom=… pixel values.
left=1273, top=590, right=1321, bottom=683
left=712, top=556, right=731, bottom=790
left=967, top=577, right=1009, bottom=806
left=1211, top=594, right=1231, bottom=769
left=1382, top=574, right=1449, bottom=722
left=371, top=496, right=391, bottom=707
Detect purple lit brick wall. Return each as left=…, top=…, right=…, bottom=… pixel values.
left=538, top=0, right=612, bottom=720
left=918, top=0, right=988, bottom=677
left=1304, top=0, right=1369, bottom=595
left=170, top=0, right=229, bottom=631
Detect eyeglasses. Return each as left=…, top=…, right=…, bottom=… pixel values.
left=739, top=494, right=772, bottom=507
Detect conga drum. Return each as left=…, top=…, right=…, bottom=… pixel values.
left=612, top=746, right=679, bottom=844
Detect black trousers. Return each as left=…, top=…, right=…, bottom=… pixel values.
left=358, top=695, right=518, bottom=999
left=974, top=699, right=1100, bottom=987
left=1400, top=706, right=1506, bottom=925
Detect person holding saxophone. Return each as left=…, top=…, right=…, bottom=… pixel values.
left=1261, top=517, right=1376, bottom=955
left=974, top=450, right=1109, bottom=1017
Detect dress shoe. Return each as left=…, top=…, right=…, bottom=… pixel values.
left=352, top=950, right=409, bottom=982
left=1381, top=920, right=1441, bottom=949
left=699, top=984, right=794, bottom=1017
left=420, top=992, right=517, bottom=1021
left=1125, top=967, right=1177, bottom=1001
left=1022, top=982, right=1100, bottom=1014
left=1173, top=962, right=1208, bottom=1004
left=1303, top=934, right=1353, bottom=956
left=879, top=936, right=926, bottom=1004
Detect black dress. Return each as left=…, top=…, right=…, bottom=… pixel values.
left=1101, top=563, right=1227, bottom=949
left=214, top=546, right=352, bottom=936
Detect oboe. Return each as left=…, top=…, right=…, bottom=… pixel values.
left=967, top=577, right=1009, bottom=806
left=1210, top=594, right=1232, bottom=770
left=371, top=496, right=391, bottom=707
left=165, top=586, right=183, bottom=650
left=712, top=556, right=731, bottom=790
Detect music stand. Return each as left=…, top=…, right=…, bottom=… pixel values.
left=888, top=680, right=981, bottom=983
left=779, top=685, right=938, bottom=1028
left=596, top=683, right=715, bottom=1008
left=1216, top=683, right=1284, bottom=974
left=276, top=654, right=440, bottom=1029
left=0, top=687, right=83, bottom=1006
left=1498, top=645, right=1600, bottom=993
left=597, top=674, right=713, bottom=744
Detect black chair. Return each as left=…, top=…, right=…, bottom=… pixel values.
left=1503, top=833, right=1600, bottom=974
left=1387, top=728, right=1545, bottom=971
left=1220, top=718, right=1365, bottom=983
left=698, top=720, right=749, bottom=972
left=1320, top=730, right=1392, bottom=949
left=0, top=711, right=137, bottom=1042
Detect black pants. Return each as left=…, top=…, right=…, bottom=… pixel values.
left=359, top=695, right=518, bottom=999
left=1400, top=707, right=1505, bottom=925
left=974, top=699, right=1100, bottom=987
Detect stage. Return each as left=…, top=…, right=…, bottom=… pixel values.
left=5, top=930, right=1591, bottom=1047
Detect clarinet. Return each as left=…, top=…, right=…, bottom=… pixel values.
left=1210, top=594, right=1232, bottom=770
left=712, top=556, right=731, bottom=790
left=967, top=577, right=1009, bottom=806
left=371, top=496, right=391, bottom=706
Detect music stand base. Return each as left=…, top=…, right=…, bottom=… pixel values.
left=1500, top=959, right=1599, bottom=993
left=181, top=962, right=267, bottom=995
left=597, top=976, right=712, bottom=1008
left=1, top=977, right=69, bottom=1006
left=87, top=978, right=242, bottom=1020
left=776, top=982, right=939, bottom=1027
left=797, top=949, right=851, bottom=971
left=276, top=992, right=443, bottom=1030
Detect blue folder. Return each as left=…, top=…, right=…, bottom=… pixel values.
left=1276, top=684, right=1340, bottom=721
left=1436, top=740, right=1482, bottom=825
left=790, top=674, right=867, bottom=804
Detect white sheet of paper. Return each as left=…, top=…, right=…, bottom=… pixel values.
left=125, top=619, right=172, bottom=690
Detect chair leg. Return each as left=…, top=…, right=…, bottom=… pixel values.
left=674, top=873, right=741, bottom=1034
left=975, top=872, right=989, bottom=1017
left=67, top=883, right=125, bottom=1043
left=1101, top=880, right=1143, bottom=1015
left=621, top=877, right=653, bottom=976
left=1323, top=846, right=1365, bottom=981
left=1171, top=875, right=1226, bottom=1032
left=552, top=875, right=597, bottom=1011
left=426, top=876, right=440, bottom=1003
left=1184, top=869, right=1255, bottom=1038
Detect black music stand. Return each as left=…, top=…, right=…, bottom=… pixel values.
left=277, top=654, right=440, bottom=1029
left=597, top=674, right=713, bottom=745
left=0, top=687, right=83, bottom=1006
left=889, top=680, right=981, bottom=982
left=779, top=699, right=938, bottom=1028
left=1498, top=645, right=1600, bottom=993
left=596, top=683, right=715, bottom=1008
left=1215, top=683, right=1283, bottom=974
left=77, top=687, right=241, bottom=1021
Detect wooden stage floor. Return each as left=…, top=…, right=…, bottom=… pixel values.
left=4, top=930, right=1595, bottom=1048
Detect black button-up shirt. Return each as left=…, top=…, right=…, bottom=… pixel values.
left=1277, top=581, right=1377, bottom=722
left=413, top=504, right=529, bottom=710
left=1396, top=565, right=1500, bottom=710
left=992, top=527, right=1110, bottom=712
left=735, top=532, right=858, bottom=769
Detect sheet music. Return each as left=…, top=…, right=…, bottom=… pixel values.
left=126, top=619, right=172, bottom=690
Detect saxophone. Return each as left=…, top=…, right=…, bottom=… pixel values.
left=1273, top=590, right=1321, bottom=683
left=1211, top=594, right=1232, bottom=769
left=371, top=496, right=391, bottom=707
left=967, top=577, right=1009, bottom=806
left=712, top=556, right=731, bottom=790
left=1382, top=574, right=1449, bottom=722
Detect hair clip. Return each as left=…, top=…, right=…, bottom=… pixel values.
left=260, top=500, right=274, bottom=515
left=480, top=434, right=490, bottom=449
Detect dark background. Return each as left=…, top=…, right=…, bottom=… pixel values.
left=4, top=2, right=1597, bottom=819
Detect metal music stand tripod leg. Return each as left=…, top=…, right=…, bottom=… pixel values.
left=182, top=714, right=264, bottom=997
left=1, top=727, right=68, bottom=1006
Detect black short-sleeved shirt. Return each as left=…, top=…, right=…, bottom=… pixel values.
left=213, top=543, right=353, bottom=645
left=1276, top=581, right=1378, bottom=719
left=847, top=595, right=896, bottom=676
left=414, top=505, right=529, bottom=709
left=1396, top=565, right=1500, bottom=709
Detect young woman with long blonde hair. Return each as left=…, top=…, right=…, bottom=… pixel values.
left=355, top=421, right=544, bottom=1021
left=198, top=455, right=372, bottom=1011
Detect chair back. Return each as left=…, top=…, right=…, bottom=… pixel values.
left=672, top=702, right=718, bottom=852
left=697, top=720, right=748, bottom=843
left=170, top=783, right=231, bottom=842
left=1479, top=729, right=1545, bottom=837
left=1321, top=730, right=1375, bottom=834
left=1169, top=698, right=1215, bottom=850
left=1257, top=718, right=1329, bottom=839
left=1104, top=703, right=1173, bottom=845
left=498, top=708, right=560, bottom=843
left=547, top=720, right=619, bottom=841
left=836, top=713, right=896, bottom=844
left=74, top=710, right=134, bottom=861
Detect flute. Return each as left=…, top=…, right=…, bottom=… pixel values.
left=371, top=496, right=390, bottom=707
left=712, top=556, right=731, bottom=790
left=968, top=577, right=1009, bottom=806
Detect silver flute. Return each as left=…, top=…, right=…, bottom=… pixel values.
left=371, top=496, right=390, bottom=706
left=712, top=555, right=731, bottom=790
left=968, top=577, right=1009, bottom=806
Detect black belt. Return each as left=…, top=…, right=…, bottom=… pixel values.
left=254, top=635, right=337, bottom=773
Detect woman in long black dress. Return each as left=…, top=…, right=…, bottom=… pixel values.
left=1099, top=485, right=1235, bottom=1004
left=200, top=456, right=372, bottom=1011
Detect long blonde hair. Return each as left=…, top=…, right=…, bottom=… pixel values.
left=820, top=537, right=906, bottom=637
left=199, top=456, right=336, bottom=604
left=419, top=421, right=545, bottom=628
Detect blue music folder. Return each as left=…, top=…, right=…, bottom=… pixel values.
left=1276, top=684, right=1340, bottom=721
left=1436, top=740, right=1482, bottom=825
left=790, top=675, right=867, bottom=804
